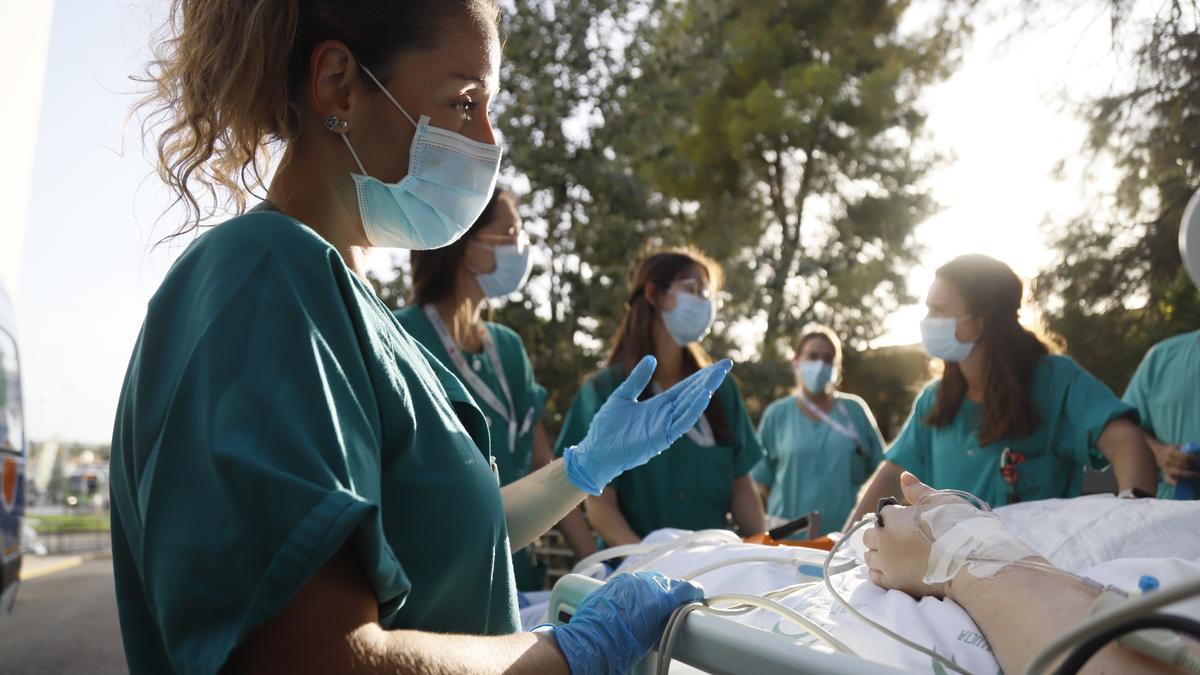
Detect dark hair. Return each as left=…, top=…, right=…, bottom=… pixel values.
left=606, top=247, right=730, bottom=442
left=410, top=185, right=515, bottom=305
left=924, top=254, right=1050, bottom=446
left=139, top=0, right=500, bottom=236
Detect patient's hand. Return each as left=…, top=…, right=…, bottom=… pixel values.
left=862, top=472, right=965, bottom=600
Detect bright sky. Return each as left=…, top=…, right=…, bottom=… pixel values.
left=7, top=0, right=1129, bottom=443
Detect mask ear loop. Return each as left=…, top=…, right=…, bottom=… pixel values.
left=339, top=134, right=369, bottom=176
left=358, top=63, right=419, bottom=128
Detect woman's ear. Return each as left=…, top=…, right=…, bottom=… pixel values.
left=643, top=282, right=658, bottom=308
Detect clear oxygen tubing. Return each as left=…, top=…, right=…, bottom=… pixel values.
left=655, top=587, right=854, bottom=675
left=571, top=530, right=742, bottom=578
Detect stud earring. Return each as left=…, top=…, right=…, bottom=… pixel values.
left=324, top=116, right=350, bottom=132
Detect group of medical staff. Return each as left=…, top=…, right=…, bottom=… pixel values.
left=106, top=0, right=1199, bottom=673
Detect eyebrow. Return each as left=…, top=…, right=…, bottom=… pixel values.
left=454, top=74, right=495, bottom=92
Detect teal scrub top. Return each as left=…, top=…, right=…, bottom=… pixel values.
left=394, top=305, right=549, bottom=589
left=750, top=393, right=884, bottom=535
left=555, top=365, right=764, bottom=538
left=1123, top=330, right=1200, bottom=498
left=886, top=355, right=1134, bottom=507
left=109, top=206, right=520, bottom=675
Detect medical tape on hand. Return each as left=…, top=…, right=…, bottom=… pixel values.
left=920, top=504, right=1039, bottom=584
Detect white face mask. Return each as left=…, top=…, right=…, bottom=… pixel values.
left=920, top=316, right=976, bottom=362
left=1182, top=186, right=1200, bottom=289
left=662, top=291, right=715, bottom=346
left=338, top=64, right=502, bottom=250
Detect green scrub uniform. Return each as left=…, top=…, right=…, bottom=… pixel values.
left=750, top=393, right=884, bottom=535
left=886, top=355, right=1134, bottom=507
left=395, top=305, right=549, bottom=589
left=109, top=206, right=519, bottom=675
left=556, top=365, right=764, bottom=538
left=1123, top=330, right=1200, bottom=498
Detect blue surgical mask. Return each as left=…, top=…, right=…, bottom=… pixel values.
left=920, top=316, right=976, bottom=362
left=470, top=236, right=532, bottom=298
left=339, top=64, right=502, bottom=250
left=662, top=291, right=715, bottom=346
left=796, top=359, right=834, bottom=394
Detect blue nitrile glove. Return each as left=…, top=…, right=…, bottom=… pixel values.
left=551, top=571, right=704, bottom=675
left=563, top=355, right=734, bottom=495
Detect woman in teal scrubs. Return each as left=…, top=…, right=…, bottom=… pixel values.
left=556, top=248, right=766, bottom=545
left=846, top=254, right=1158, bottom=527
left=751, top=325, right=884, bottom=536
left=109, top=3, right=726, bottom=674
left=395, top=185, right=596, bottom=589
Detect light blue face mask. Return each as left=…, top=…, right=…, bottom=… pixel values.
left=339, top=64, right=502, bottom=250
left=920, top=316, right=976, bottom=362
left=470, top=236, right=532, bottom=298
left=662, top=291, right=715, bottom=346
left=796, top=359, right=835, bottom=394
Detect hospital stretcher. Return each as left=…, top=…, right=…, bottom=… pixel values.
left=549, top=573, right=910, bottom=675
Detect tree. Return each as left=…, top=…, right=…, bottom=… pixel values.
left=607, top=0, right=969, bottom=361
left=1034, top=0, right=1200, bottom=393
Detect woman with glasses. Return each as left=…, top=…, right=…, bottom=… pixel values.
left=556, top=248, right=766, bottom=545
left=751, top=325, right=885, bottom=536
left=395, top=185, right=596, bottom=590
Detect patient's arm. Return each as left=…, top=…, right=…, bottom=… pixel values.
left=865, top=472, right=1178, bottom=674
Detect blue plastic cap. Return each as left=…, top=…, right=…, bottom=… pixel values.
left=1139, top=575, right=1160, bottom=593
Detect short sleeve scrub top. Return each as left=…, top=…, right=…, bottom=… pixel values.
left=108, top=205, right=519, bottom=675
left=751, top=392, right=885, bottom=535
left=394, top=305, right=549, bottom=589
left=555, top=365, right=764, bottom=539
left=885, top=354, right=1135, bottom=507
left=1123, top=330, right=1200, bottom=498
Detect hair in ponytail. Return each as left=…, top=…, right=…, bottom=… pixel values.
left=135, top=0, right=499, bottom=238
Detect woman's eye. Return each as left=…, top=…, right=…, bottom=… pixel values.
left=453, top=98, right=478, bottom=120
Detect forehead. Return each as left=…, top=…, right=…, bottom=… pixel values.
left=800, top=336, right=835, bottom=354
left=481, top=198, right=520, bottom=232
left=674, top=263, right=710, bottom=283
left=926, top=277, right=965, bottom=311
left=394, top=11, right=500, bottom=92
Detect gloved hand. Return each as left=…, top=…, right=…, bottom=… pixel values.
left=551, top=571, right=704, bottom=675
left=563, top=355, right=733, bottom=495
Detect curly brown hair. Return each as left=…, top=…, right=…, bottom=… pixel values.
left=135, top=0, right=499, bottom=239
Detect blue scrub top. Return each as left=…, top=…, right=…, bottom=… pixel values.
left=886, top=355, right=1134, bottom=506
left=751, top=393, right=884, bottom=535
left=1123, top=330, right=1200, bottom=498
left=109, top=206, right=519, bottom=675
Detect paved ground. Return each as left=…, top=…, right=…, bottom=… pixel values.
left=0, top=556, right=127, bottom=675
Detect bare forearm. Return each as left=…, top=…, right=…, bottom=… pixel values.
left=556, top=507, right=598, bottom=558
left=349, top=627, right=567, bottom=675
left=948, top=567, right=1170, bottom=674
left=1099, top=419, right=1158, bottom=494
left=844, top=461, right=904, bottom=531
left=586, top=491, right=641, bottom=546
left=730, top=476, right=766, bottom=535
left=501, top=459, right=585, bottom=550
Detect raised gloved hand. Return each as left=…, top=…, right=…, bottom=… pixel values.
left=551, top=571, right=704, bottom=675
left=563, top=355, right=733, bottom=495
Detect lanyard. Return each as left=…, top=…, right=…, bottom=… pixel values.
left=423, top=304, right=521, bottom=454
left=796, top=394, right=862, bottom=447
left=651, top=381, right=716, bottom=447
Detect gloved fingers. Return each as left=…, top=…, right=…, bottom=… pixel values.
left=667, top=360, right=731, bottom=415
left=613, top=354, right=657, bottom=402
left=667, top=577, right=705, bottom=605
left=669, top=384, right=718, bottom=437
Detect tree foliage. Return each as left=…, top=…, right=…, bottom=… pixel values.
left=1034, top=0, right=1200, bottom=393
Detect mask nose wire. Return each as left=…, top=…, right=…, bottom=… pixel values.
left=358, top=63, right=419, bottom=128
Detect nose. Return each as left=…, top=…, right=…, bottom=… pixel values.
left=476, top=111, right=497, bottom=146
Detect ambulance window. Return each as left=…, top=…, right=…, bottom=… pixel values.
left=0, top=330, right=22, bottom=456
